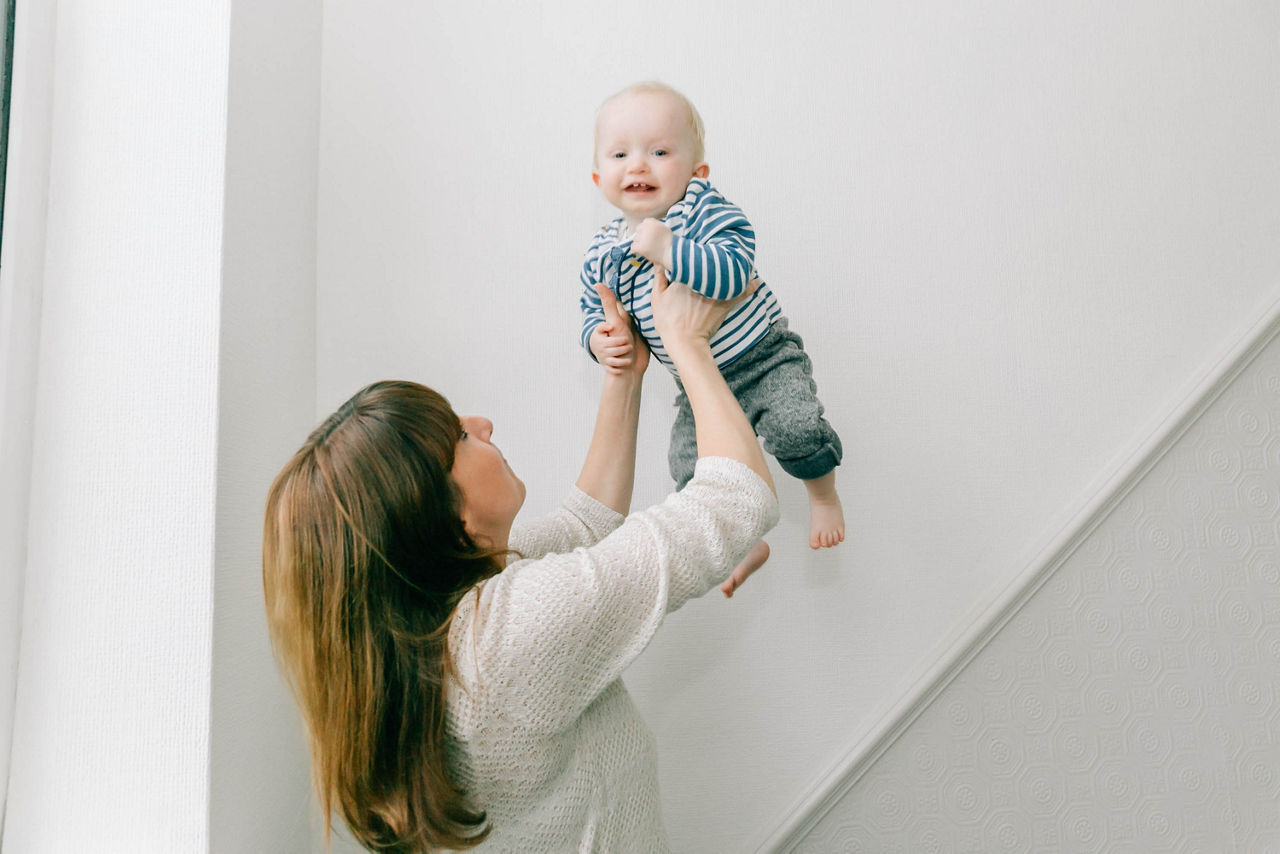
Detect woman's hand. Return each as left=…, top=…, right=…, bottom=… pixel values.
left=588, top=317, right=634, bottom=374
left=649, top=266, right=757, bottom=354
left=649, top=265, right=775, bottom=495
left=594, top=283, right=650, bottom=380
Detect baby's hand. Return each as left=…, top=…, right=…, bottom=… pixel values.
left=589, top=324, right=634, bottom=374
left=630, top=218, right=673, bottom=268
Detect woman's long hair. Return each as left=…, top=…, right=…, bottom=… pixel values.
left=263, top=380, right=503, bottom=851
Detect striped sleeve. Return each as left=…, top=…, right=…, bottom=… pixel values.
left=579, top=233, right=610, bottom=360
left=669, top=185, right=756, bottom=301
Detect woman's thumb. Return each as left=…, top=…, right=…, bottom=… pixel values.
left=595, top=283, right=622, bottom=326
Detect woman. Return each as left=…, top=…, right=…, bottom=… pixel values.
left=263, top=269, right=778, bottom=852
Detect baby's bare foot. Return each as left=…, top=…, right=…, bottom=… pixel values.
left=809, top=497, right=845, bottom=549
left=722, top=540, right=770, bottom=598
left=804, top=472, right=844, bottom=549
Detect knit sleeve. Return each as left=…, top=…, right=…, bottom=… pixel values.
left=469, top=457, right=779, bottom=733
left=508, top=486, right=624, bottom=560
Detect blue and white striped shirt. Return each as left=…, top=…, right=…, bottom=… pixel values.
left=580, top=178, right=782, bottom=372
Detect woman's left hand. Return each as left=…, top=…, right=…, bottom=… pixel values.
left=595, top=283, right=650, bottom=380
left=577, top=285, right=649, bottom=515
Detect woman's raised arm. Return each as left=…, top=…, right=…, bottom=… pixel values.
left=574, top=284, right=649, bottom=515
left=650, top=267, right=775, bottom=494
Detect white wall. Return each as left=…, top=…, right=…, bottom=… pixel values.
left=210, top=0, right=321, bottom=850
left=316, top=2, right=1280, bottom=850
left=2, top=3, right=229, bottom=850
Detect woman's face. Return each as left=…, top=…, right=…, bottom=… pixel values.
left=450, top=415, right=526, bottom=547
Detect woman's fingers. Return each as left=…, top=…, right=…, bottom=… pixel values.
left=598, top=335, right=631, bottom=353
left=733, top=276, right=761, bottom=306
left=604, top=342, right=633, bottom=359
left=651, top=264, right=668, bottom=295
left=651, top=273, right=728, bottom=342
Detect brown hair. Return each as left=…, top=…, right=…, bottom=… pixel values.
left=263, top=380, right=503, bottom=851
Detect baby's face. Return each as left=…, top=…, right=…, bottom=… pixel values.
left=593, top=91, right=707, bottom=227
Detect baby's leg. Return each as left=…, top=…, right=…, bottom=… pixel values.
left=722, top=540, right=771, bottom=598
left=667, top=385, right=698, bottom=491
left=727, top=322, right=844, bottom=549
left=804, top=471, right=844, bottom=549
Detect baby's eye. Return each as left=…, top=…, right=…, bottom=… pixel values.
left=611, top=151, right=626, bottom=159
left=653, top=149, right=668, bottom=157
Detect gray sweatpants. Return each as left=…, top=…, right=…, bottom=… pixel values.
left=669, top=318, right=843, bottom=490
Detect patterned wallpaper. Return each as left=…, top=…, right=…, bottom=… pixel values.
left=796, top=331, right=1280, bottom=853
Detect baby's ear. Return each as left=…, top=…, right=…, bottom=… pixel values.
left=592, top=171, right=601, bottom=186
left=693, top=162, right=710, bottom=179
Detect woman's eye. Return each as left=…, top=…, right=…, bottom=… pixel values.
left=459, top=430, right=468, bottom=440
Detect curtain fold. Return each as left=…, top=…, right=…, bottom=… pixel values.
left=0, top=0, right=56, bottom=833
left=0, top=261, right=36, bottom=845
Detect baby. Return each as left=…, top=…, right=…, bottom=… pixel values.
left=579, top=81, right=844, bottom=596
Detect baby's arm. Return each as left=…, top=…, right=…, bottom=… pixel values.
left=579, top=257, right=606, bottom=352
left=631, top=192, right=756, bottom=301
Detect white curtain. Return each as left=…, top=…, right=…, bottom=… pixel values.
left=1, top=3, right=224, bottom=848
left=0, top=207, right=38, bottom=843
left=1, top=3, right=318, bottom=849
left=0, top=0, right=54, bottom=833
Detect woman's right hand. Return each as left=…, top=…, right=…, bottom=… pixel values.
left=650, top=265, right=757, bottom=353
left=649, top=264, right=776, bottom=496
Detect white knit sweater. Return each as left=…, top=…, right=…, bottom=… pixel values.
left=444, top=457, right=779, bottom=852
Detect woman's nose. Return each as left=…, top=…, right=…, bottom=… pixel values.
left=465, top=416, right=494, bottom=442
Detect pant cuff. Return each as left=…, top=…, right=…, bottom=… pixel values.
left=776, top=442, right=842, bottom=481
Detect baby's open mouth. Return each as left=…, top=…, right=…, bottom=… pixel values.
left=624, top=183, right=656, bottom=192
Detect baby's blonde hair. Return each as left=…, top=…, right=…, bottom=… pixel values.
left=594, top=81, right=706, bottom=167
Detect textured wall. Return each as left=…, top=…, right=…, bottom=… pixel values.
left=797, top=328, right=1280, bottom=851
